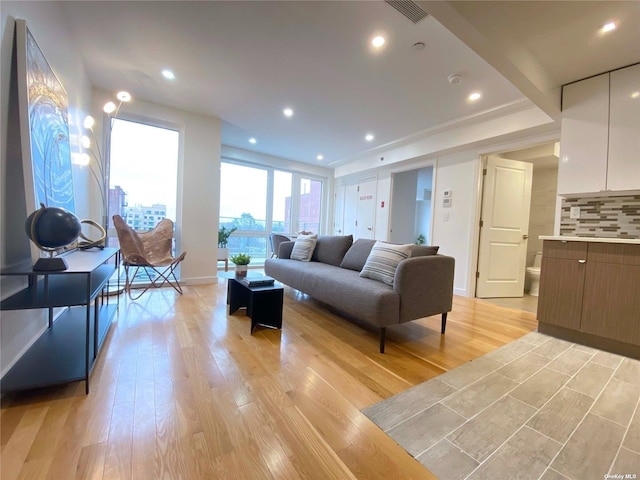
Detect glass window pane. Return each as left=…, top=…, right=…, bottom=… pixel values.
left=298, top=178, right=322, bottom=234
left=220, top=162, right=267, bottom=232
left=227, top=235, right=267, bottom=263
left=273, top=170, right=292, bottom=233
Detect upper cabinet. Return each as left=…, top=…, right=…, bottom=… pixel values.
left=608, top=64, right=640, bottom=191
left=558, top=64, right=640, bottom=196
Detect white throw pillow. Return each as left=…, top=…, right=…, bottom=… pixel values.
left=359, top=241, right=412, bottom=285
left=290, top=234, right=318, bottom=261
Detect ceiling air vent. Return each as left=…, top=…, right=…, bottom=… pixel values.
left=385, top=0, right=429, bottom=24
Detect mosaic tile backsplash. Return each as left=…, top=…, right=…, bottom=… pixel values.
left=561, top=194, right=640, bottom=238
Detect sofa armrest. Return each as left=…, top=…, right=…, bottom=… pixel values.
left=278, top=241, right=295, bottom=259
left=394, top=255, right=455, bottom=322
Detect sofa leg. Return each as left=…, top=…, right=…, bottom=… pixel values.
left=441, top=312, right=447, bottom=334
left=379, top=327, right=386, bottom=353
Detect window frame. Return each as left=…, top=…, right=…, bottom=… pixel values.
left=219, top=158, right=328, bottom=259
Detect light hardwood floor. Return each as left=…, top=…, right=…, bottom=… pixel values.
left=1, top=279, right=537, bottom=480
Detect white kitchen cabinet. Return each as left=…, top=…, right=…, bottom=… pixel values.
left=558, top=73, right=609, bottom=195
left=607, top=63, right=640, bottom=191
left=558, top=64, right=640, bottom=196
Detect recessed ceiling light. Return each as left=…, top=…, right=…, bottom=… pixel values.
left=316, top=154, right=324, bottom=161
left=631, top=91, right=639, bottom=99
left=601, top=22, right=617, bottom=33
left=371, top=35, right=386, bottom=48
left=162, top=69, right=175, bottom=80
left=411, top=42, right=426, bottom=51
left=365, top=133, right=375, bottom=142
left=283, top=108, right=294, bottom=118
left=468, top=92, right=482, bottom=101
left=249, top=138, right=257, bottom=144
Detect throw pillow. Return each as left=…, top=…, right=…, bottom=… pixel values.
left=410, top=245, right=440, bottom=257
left=290, top=234, right=318, bottom=261
left=359, top=241, right=412, bottom=286
left=340, top=239, right=377, bottom=271
left=311, top=235, right=353, bottom=266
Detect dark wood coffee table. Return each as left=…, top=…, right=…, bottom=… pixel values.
left=219, top=272, right=284, bottom=333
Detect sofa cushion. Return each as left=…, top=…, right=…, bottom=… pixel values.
left=410, top=245, right=440, bottom=257
left=264, top=259, right=400, bottom=326
left=311, top=235, right=353, bottom=266
left=290, top=234, right=317, bottom=261
left=340, top=239, right=377, bottom=271
left=360, top=241, right=412, bottom=286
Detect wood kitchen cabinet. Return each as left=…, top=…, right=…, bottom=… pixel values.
left=537, top=241, right=587, bottom=330
left=581, top=243, right=640, bottom=344
left=537, top=239, right=640, bottom=358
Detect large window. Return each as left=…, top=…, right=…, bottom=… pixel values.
left=298, top=178, right=322, bottom=233
left=219, top=161, right=324, bottom=264
left=273, top=170, right=292, bottom=233
left=220, top=162, right=268, bottom=260
left=108, top=119, right=179, bottom=232
left=108, top=119, right=180, bottom=281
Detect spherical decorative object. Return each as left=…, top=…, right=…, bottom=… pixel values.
left=25, top=203, right=81, bottom=251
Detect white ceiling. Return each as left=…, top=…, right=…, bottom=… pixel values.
left=58, top=1, right=639, bottom=167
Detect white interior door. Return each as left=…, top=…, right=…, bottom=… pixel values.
left=333, top=183, right=345, bottom=235
left=343, top=184, right=358, bottom=237
left=476, top=157, right=533, bottom=298
left=356, top=177, right=377, bottom=239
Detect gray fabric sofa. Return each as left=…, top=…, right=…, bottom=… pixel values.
left=264, top=235, right=455, bottom=353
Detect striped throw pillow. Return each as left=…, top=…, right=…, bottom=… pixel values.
left=359, top=241, right=412, bottom=286
left=290, top=234, right=318, bottom=261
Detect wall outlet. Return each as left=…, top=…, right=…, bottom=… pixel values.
left=570, top=206, right=581, bottom=219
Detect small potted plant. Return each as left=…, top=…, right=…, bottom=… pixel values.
left=416, top=234, right=426, bottom=245
left=218, top=226, right=237, bottom=260
left=230, top=253, right=251, bottom=277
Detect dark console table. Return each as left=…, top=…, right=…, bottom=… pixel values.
left=1, top=248, right=120, bottom=394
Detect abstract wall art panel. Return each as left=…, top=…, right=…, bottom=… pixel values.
left=15, top=19, right=75, bottom=215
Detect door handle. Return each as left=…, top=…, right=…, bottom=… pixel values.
left=522, top=234, right=529, bottom=239
left=578, top=259, right=586, bottom=264
left=367, top=227, right=372, bottom=231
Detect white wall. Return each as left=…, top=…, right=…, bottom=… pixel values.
left=527, top=165, right=558, bottom=266
left=431, top=152, right=481, bottom=296
left=1, top=3, right=93, bottom=375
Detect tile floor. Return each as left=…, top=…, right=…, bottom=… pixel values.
left=363, top=332, right=640, bottom=480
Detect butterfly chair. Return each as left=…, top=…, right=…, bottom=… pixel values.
left=269, top=233, right=290, bottom=258
left=113, top=215, right=187, bottom=300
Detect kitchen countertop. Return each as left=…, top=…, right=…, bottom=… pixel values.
left=540, top=236, right=640, bottom=245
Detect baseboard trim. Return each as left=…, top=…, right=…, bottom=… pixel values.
left=181, top=276, right=218, bottom=285
left=538, top=322, right=640, bottom=360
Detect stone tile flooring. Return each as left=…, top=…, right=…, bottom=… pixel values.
left=363, top=333, right=640, bottom=480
